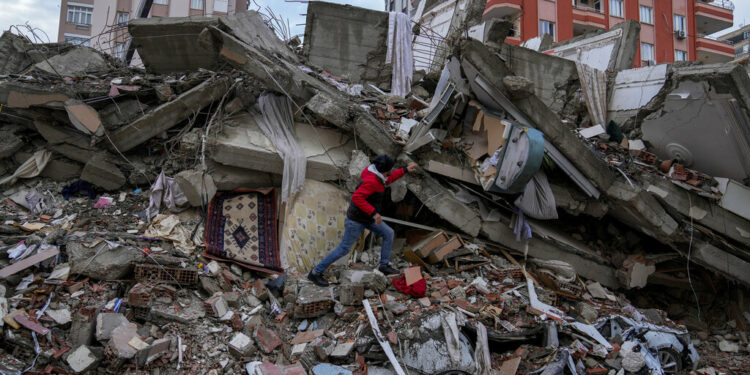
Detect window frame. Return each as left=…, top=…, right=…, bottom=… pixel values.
left=673, top=14, right=686, bottom=33
left=609, top=0, right=623, bottom=18
left=67, top=5, right=93, bottom=25
left=639, top=5, right=653, bottom=25
left=641, top=42, right=655, bottom=64
left=116, top=12, right=129, bottom=27
left=674, top=50, right=687, bottom=61
left=64, top=35, right=90, bottom=47
left=153, top=0, right=168, bottom=4
left=190, top=0, right=203, bottom=10
left=539, top=20, right=555, bottom=41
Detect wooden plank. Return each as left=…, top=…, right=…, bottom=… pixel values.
left=0, top=247, right=59, bottom=279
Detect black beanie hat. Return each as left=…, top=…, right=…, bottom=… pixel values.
left=373, top=155, right=395, bottom=173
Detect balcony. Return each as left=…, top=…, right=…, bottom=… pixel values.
left=696, top=35, right=736, bottom=64
left=483, top=0, right=522, bottom=21
left=572, top=2, right=607, bottom=35
left=695, top=0, right=734, bottom=35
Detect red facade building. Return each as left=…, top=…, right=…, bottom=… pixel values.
left=483, top=0, right=735, bottom=67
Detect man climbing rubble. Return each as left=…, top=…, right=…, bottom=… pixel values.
left=308, top=155, right=419, bottom=286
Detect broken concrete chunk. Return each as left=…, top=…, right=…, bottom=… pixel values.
left=95, top=313, right=129, bottom=341
left=66, top=345, right=100, bottom=373
left=80, top=155, right=126, bottom=191
left=107, top=322, right=139, bottom=359
left=109, top=76, right=232, bottom=152
left=175, top=169, right=217, bottom=207
left=502, top=76, right=534, bottom=99
left=33, top=47, right=110, bottom=76
left=228, top=332, right=255, bottom=357
left=68, top=242, right=140, bottom=280
left=0, top=131, right=23, bottom=159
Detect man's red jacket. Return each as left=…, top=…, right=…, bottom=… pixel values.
left=346, top=166, right=407, bottom=225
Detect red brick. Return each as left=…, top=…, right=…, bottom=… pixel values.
left=254, top=325, right=282, bottom=353
left=281, top=363, right=306, bottom=375
left=257, top=362, right=282, bottom=375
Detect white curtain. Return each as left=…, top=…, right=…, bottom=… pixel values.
left=255, top=94, right=306, bottom=202
left=386, top=12, right=414, bottom=97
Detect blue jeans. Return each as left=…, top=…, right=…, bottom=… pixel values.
left=312, top=217, right=394, bottom=274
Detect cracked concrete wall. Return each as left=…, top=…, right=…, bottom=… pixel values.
left=302, top=2, right=390, bottom=86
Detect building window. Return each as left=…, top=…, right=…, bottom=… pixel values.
left=67, top=5, right=93, bottom=25
left=115, top=43, right=126, bottom=60
left=116, top=12, right=129, bottom=26
left=64, top=35, right=90, bottom=46
left=190, top=0, right=203, bottom=9
left=641, top=42, right=654, bottom=64
left=674, top=15, right=685, bottom=33
left=675, top=50, right=687, bottom=61
left=738, top=44, right=750, bottom=56
left=639, top=6, right=653, bottom=24
left=539, top=20, right=555, bottom=41
left=744, top=30, right=750, bottom=40
left=153, top=0, right=168, bottom=4
left=609, top=0, right=623, bottom=17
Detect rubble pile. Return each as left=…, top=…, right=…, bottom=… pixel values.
left=0, top=2, right=749, bottom=374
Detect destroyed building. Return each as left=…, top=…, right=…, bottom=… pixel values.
left=0, top=1, right=749, bottom=375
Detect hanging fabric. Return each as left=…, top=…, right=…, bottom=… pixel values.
left=255, top=94, right=306, bottom=202
left=386, top=12, right=414, bottom=98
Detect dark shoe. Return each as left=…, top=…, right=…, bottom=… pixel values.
left=378, top=264, right=399, bottom=276
left=307, top=271, right=329, bottom=287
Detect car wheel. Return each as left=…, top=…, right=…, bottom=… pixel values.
left=658, top=348, right=683, bottom=374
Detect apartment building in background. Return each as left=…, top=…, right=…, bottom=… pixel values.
left=718, top=23, right=750, bottom=57
left=482, top=0, right=735, bottom=67
left=58, top=0, right=248, bottom=59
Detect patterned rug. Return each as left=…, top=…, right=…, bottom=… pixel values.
left=204, top=189, right=282, bottom=273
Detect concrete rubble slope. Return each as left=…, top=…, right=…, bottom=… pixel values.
left=0, top=3, right=749, bottom=375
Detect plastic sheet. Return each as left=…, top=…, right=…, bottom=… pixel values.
left=515, top=170, right=558, bottom=220
left=255, top=94, right=306, bottom=202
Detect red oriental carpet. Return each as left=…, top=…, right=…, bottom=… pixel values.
left=204, top=188, right=282, bottom=274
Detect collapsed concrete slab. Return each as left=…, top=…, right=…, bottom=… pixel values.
left=217, top=11, right=300, bottom=64
left=129, top=17, right=220, bottom=73
left=460, top=39, right=616, bottom=194
left=108, top=76, right=232, bottom=152
left=404, top=171, right=482, bottom=237
left=303, top=2, right=389, bottom=85
left=641, top=64, right=750, bottom=183
left=33, top=47, right=111, bottom=77
left=80, top=155, right=126, bottom=191
left=0, top=31, right=36, bottom=75
left=210, top=112, right=354, bottom=182
left=206, top=161, right=282, bottom=191
left=497, top=43, right=580, bottom=114
left=480, top=221, right=619, bottom=288
left=546, top=20, right=641, bottom=72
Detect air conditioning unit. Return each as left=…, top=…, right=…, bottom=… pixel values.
left=675, top=30, right=686, bottom=39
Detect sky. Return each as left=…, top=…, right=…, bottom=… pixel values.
left=0, top=0, right=748, bottom=43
